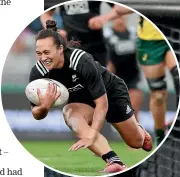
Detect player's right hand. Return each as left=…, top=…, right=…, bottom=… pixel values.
left=88, top=16, right=107, bottom=30
left=69, top=138, right=94, bottom=151
left=37, top=83, right=60, bottom=109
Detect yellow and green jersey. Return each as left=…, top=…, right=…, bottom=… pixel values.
left=138, top=17, right=164, bottom=40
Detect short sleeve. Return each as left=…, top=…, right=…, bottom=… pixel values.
left=29, top=64, right=48, bottom=82
left=76, top=53, right=106, bottom=100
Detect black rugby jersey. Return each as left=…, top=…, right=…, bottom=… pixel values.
left=29, top=48, right=118, bottom=104
left=60, top=1, right=114, bottom=49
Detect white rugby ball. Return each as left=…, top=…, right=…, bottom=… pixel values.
left=25, top=78, right=69, bottom=107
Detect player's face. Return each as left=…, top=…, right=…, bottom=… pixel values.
left=36, top=37, right=63, bottom=70
left=113, top=17, right=127, bottom=32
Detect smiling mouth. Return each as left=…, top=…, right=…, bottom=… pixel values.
left=43, top=60, right=52, bottom=66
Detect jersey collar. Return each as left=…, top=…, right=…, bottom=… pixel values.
left=35, top=60, right=49, bottom=76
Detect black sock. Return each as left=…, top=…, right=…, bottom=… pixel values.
left=102, top=151, right=124, bottom=165
left=155, top=129, right=165, bottom=145
left=170, top=66, right=180, bottom=108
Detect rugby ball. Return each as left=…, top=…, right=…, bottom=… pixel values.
left=25, top=79, right=69, bottom=107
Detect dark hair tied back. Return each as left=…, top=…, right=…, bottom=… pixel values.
left=36, top=19, right=81, bottom=50
left=46, top=20, right=57, bottom=31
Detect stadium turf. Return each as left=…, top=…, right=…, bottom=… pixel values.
left=21, top=141, right=153, bottom=176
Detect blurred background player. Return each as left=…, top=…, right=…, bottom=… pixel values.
left=88, top=6, right=179, bottom=146
left=103, top=16, right=143, bottom=120
left=137, top=17, right=179, bottom=145
left=41, top=1, right=114, bottom=67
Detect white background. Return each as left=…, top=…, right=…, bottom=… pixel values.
left=0, top=0, right=44, bottom=176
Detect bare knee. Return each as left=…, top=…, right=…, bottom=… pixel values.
left=62, top=104, right=72, bottom=125
left=113, top=116, right=144, bottom=149
left=126, top=133, right=144, bottom=149
left=151, top=91, right=167, bottom=106
left=63, top=112, right=83, bottom=138
left=63, top=104, right=80, bottom=133
left=62, top=104, right=91, bottom=139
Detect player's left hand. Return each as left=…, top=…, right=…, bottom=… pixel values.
left=69, top=138, right=94, bottom=151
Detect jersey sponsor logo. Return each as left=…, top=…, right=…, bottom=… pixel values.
left=126, top=105, right=132, bottom=114
left=35, top=60, right=49, bottom=76
left=72, top=74, right=79, bottom=82
left=69, top=49, right=86, bottom=70
left=64, top=1, right=89, bottom=15
left=68, top=84, right=84, bottom=93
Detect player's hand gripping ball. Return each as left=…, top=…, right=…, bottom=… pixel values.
left=25, top=79, right=69, bottom=107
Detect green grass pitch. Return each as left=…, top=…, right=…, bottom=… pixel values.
left=21, top=141, right=153, bottom=176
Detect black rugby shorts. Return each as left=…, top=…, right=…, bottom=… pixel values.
left=106, top=77, right=134, bottom=123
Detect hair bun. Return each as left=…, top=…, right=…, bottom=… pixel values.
left=46, top=20, right=57, bottom=31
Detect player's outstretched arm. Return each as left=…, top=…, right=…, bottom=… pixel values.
left=77, top=53, right=109, bottom=139
left=68, top=52, right=109, bottom=150
left=88, top=5, right=133, bottom=30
